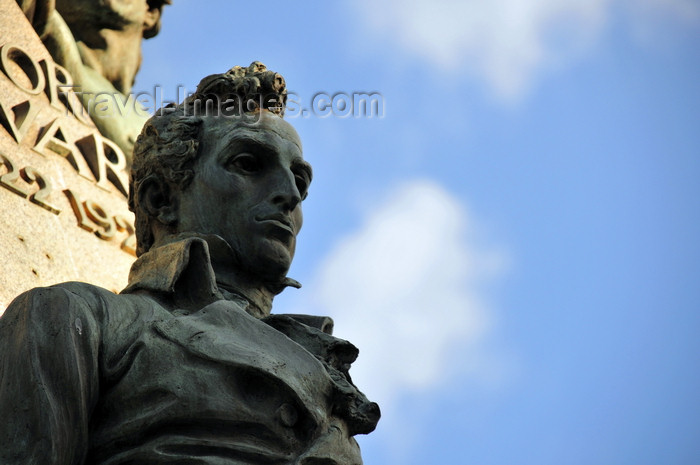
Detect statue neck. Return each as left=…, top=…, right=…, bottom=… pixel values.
left=76, top=27, right=143, bottom=94
left=199, top=235, right=279, bottom=318
left=215, top=273, right=275, bottom=318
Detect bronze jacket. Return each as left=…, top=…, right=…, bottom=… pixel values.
left=0, top=237, right=379, bottom=465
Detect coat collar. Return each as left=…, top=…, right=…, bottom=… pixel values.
left=121, top=235, right=226, bottom=310
left=122, top=234, right=301, bottom=317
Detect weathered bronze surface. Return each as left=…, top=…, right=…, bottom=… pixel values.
left=0, top=63, right=380, bottom=464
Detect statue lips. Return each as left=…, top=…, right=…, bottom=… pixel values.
left=255, top=213, right=296, bottom=242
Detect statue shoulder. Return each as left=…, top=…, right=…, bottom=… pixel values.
left=0, top=282, right=147, bottom=339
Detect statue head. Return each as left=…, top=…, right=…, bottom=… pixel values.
left=56, top=0, right=171, bottom=39
left=129, top=63, right=311, bottom=291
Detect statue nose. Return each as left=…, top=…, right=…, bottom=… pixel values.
left=276, top=193, right=300, bottom=211
left=271, top=170, right=301, bottom=211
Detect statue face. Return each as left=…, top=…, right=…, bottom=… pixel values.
left=56, top=0, right=152, bottom=30
left=175, top=112, right=310, bottom=282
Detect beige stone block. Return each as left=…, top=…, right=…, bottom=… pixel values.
left=0, top=0, right=134, bottom=314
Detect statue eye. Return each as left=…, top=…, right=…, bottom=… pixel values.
left=228, top=153, right=261, bottom=173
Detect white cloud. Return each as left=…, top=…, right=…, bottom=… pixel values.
left=351, top=0, right=699, bottom=99
left=297, top=180, right=508, bottom=412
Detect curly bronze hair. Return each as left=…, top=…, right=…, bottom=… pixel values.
left=129, top=62, right=288, bottom=256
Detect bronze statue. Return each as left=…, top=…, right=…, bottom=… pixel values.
left=15, top=0, right=171, bottom=162
left=0, top=63, right=380, bottom=464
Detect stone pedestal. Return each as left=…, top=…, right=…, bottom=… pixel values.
left=0, top=0, right=134, bottom=313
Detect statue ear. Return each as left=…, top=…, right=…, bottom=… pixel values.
left=142, top=5, right=163, bottom=39
left=138, top=175, right=178, bottom=227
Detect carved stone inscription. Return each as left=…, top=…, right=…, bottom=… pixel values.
left=0, top=0, right=135, bottom=312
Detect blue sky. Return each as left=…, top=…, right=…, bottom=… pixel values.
left=135, top=1, right=700, bottom=464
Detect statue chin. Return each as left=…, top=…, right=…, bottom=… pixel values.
left=176, top=232, right=295, bottom=296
